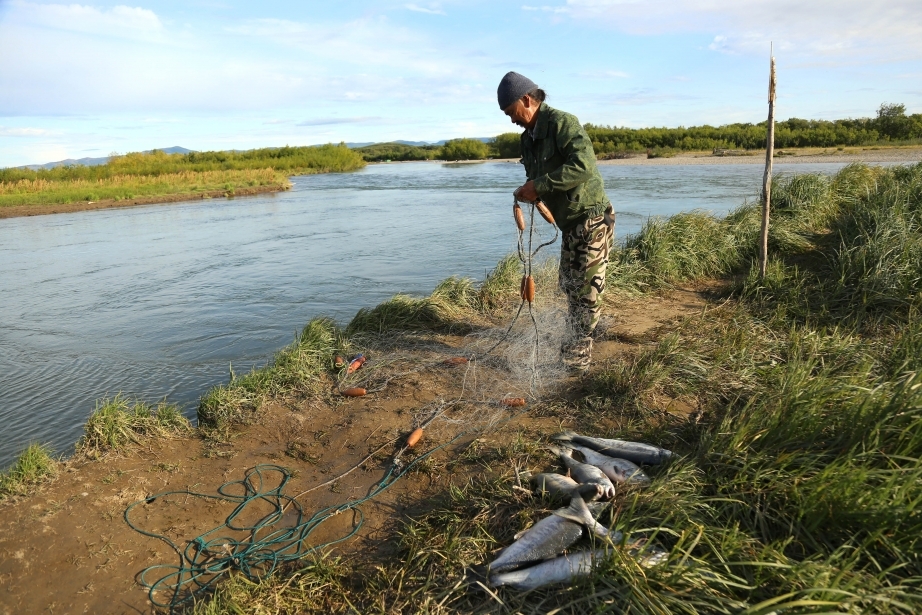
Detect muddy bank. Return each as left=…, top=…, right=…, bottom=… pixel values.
left=0, top=183, right=288, bottom=220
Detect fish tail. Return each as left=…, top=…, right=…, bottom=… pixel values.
left=551, top=430, right=578, bottom=442
left=547, top=444, right=573, bottom=458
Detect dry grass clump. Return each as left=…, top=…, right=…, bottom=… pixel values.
left=197, top=318, right=342, bottom=433
left=0, top=443, right=58, bottom=499
left=76, top=395, right=190, bottom=458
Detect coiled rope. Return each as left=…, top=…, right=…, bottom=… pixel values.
left=125, top=434, right=463, bottom=611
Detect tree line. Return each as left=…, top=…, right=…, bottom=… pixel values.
left=359, top=103, right=922, bottom=162
left=0, top=144, right=366, bottom=182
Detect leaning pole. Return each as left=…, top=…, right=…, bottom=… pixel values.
left=759, top=48, right=776, bottom=279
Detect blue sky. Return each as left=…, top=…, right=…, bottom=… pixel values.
left=1, top=0, right=921, bottom=167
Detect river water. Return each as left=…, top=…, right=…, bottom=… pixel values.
left=0, top=160, right=855, bottom=466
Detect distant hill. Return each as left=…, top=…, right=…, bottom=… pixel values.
left=18, top=146, right=194, bottom=170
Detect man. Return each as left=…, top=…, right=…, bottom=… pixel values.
left=497, top=71, right=615, bottom=373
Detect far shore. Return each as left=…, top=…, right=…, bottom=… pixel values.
left=3, top=146, right=920, bottom=220
left=595, top=145, right=922, bottom=166
left=0, top=183, right=285, bottom=220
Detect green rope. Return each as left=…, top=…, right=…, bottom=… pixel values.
left=125, top=435, right=462, bottom=611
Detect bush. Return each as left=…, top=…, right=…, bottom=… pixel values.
left=439, top=138, right=489, bottom=161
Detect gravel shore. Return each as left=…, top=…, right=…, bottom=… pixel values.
left=597, top=147, right=922, bottom=166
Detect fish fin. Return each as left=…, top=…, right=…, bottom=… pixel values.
left=465, top=565, right=488, bottom=584
left=553, top=489, right=602, bottom=527
left=552, top=508, right=587, bottom=525
left=551, top=430, right=578, bottom=442
left=574, top=483, right=603, bottom=502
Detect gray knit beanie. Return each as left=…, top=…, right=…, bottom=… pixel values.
left=497, top=71, right=538, bottom=110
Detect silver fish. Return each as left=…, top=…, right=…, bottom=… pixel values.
left=489, top=549, right=608, bottom=590
left=489, top=485, right=614, bottom=574
left=530, top=473, right=578, bottom=500
left=565, top=444, right=650, bottom=485
left=553, top=430, right=673, bottom=465
left=549, top=445, right=616, bottom=499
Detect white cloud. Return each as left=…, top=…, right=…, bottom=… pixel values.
left=9, top=0, right=163, bottom=41
left=522, top=5, right=570, bottom=13
left=591, top=70, right=629, bottom=79
left=555, top=0, right=922, bottom=61
left=0, top=127, right=53, bottom=137
left=296, top=117, right=379, bottom=127
left=405, top=4, right=445, bottom=15
left=0, top=3, right=489, bottom=116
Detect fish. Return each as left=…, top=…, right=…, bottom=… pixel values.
left=548, top=445, right=616, bottom=499
left=552, top=431, right=673, bottom=465
left=488, top=485, right=616, bottom=574
left=564, top=444, right=650, bottom=486
left=529, top=473, right=578, bottom=500
left=489, top=549, right=608, bottom=590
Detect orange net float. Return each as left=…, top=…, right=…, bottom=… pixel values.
left=341, top=387, right=367, bottom=397
left=443, top=357, right=469, bottom=366
left=346, top=355, right=367, bottom=374
left=502, top=397, right=526, bottom=407
left=513, top=203, right=526, bottom=231
left=406, top=427, right=424, bottom=448
left=334, top=356, right=346, bottom=369
left=520, top=275, right=535, bottom=303
left=535, top=200, right=556, bottom=226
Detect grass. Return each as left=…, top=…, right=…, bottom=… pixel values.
left=76, top=395, right=191, bottom=457
left=195, top=258, right=522, bottom=436
left=197, top=318, right=343, bottom=433
left=0, top=443, right=57, bottom=499
left=0, top=168, right=289, bottom=207
left=0, top=144, right=366, bottom=208
left=180, top=161, right=922, bottom=613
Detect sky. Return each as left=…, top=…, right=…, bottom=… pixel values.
left=1, top=0, right=921, bottom=167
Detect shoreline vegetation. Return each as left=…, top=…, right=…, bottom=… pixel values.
left=0, top=144, right=366, bottom=217
left=3, top=103, right=921, bottom=219
left=3, top=162, right=922, bottom=613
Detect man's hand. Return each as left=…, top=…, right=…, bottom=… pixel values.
left=514, top=180, right=539, bottom=203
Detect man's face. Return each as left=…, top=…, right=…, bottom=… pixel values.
left=503, top=96, right=538, bottom=129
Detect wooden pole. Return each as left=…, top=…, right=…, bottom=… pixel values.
left=759, top=48, right=776, bottom=279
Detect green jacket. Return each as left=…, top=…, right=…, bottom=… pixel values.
left=521, top=103, right=610, bottom=231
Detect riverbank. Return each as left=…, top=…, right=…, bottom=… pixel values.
left=2, top=162, right=921, bottom=613
left=0, top=181, right=288, bottom=219
left=0, top=144, right=365, bottom=220
left=597, top=144, right=922, bottom=165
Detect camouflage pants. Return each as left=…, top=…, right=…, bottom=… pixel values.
left=558, top=204, right=615, bottom=338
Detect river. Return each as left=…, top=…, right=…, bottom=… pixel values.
left=0, top=160, right=857, bottom=466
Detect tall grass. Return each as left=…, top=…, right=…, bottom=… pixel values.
left=0, top=168, right=288, bottom=207
left=0, top=443, right=57, bottom=499
left=188, top=162, right=922, bottom=613
left=198, top=318, right=343, bottom=432
left=196, top=257, right=526, bottom=435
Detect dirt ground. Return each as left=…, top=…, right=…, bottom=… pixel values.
left=0, top=289, right=708, bottom=614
